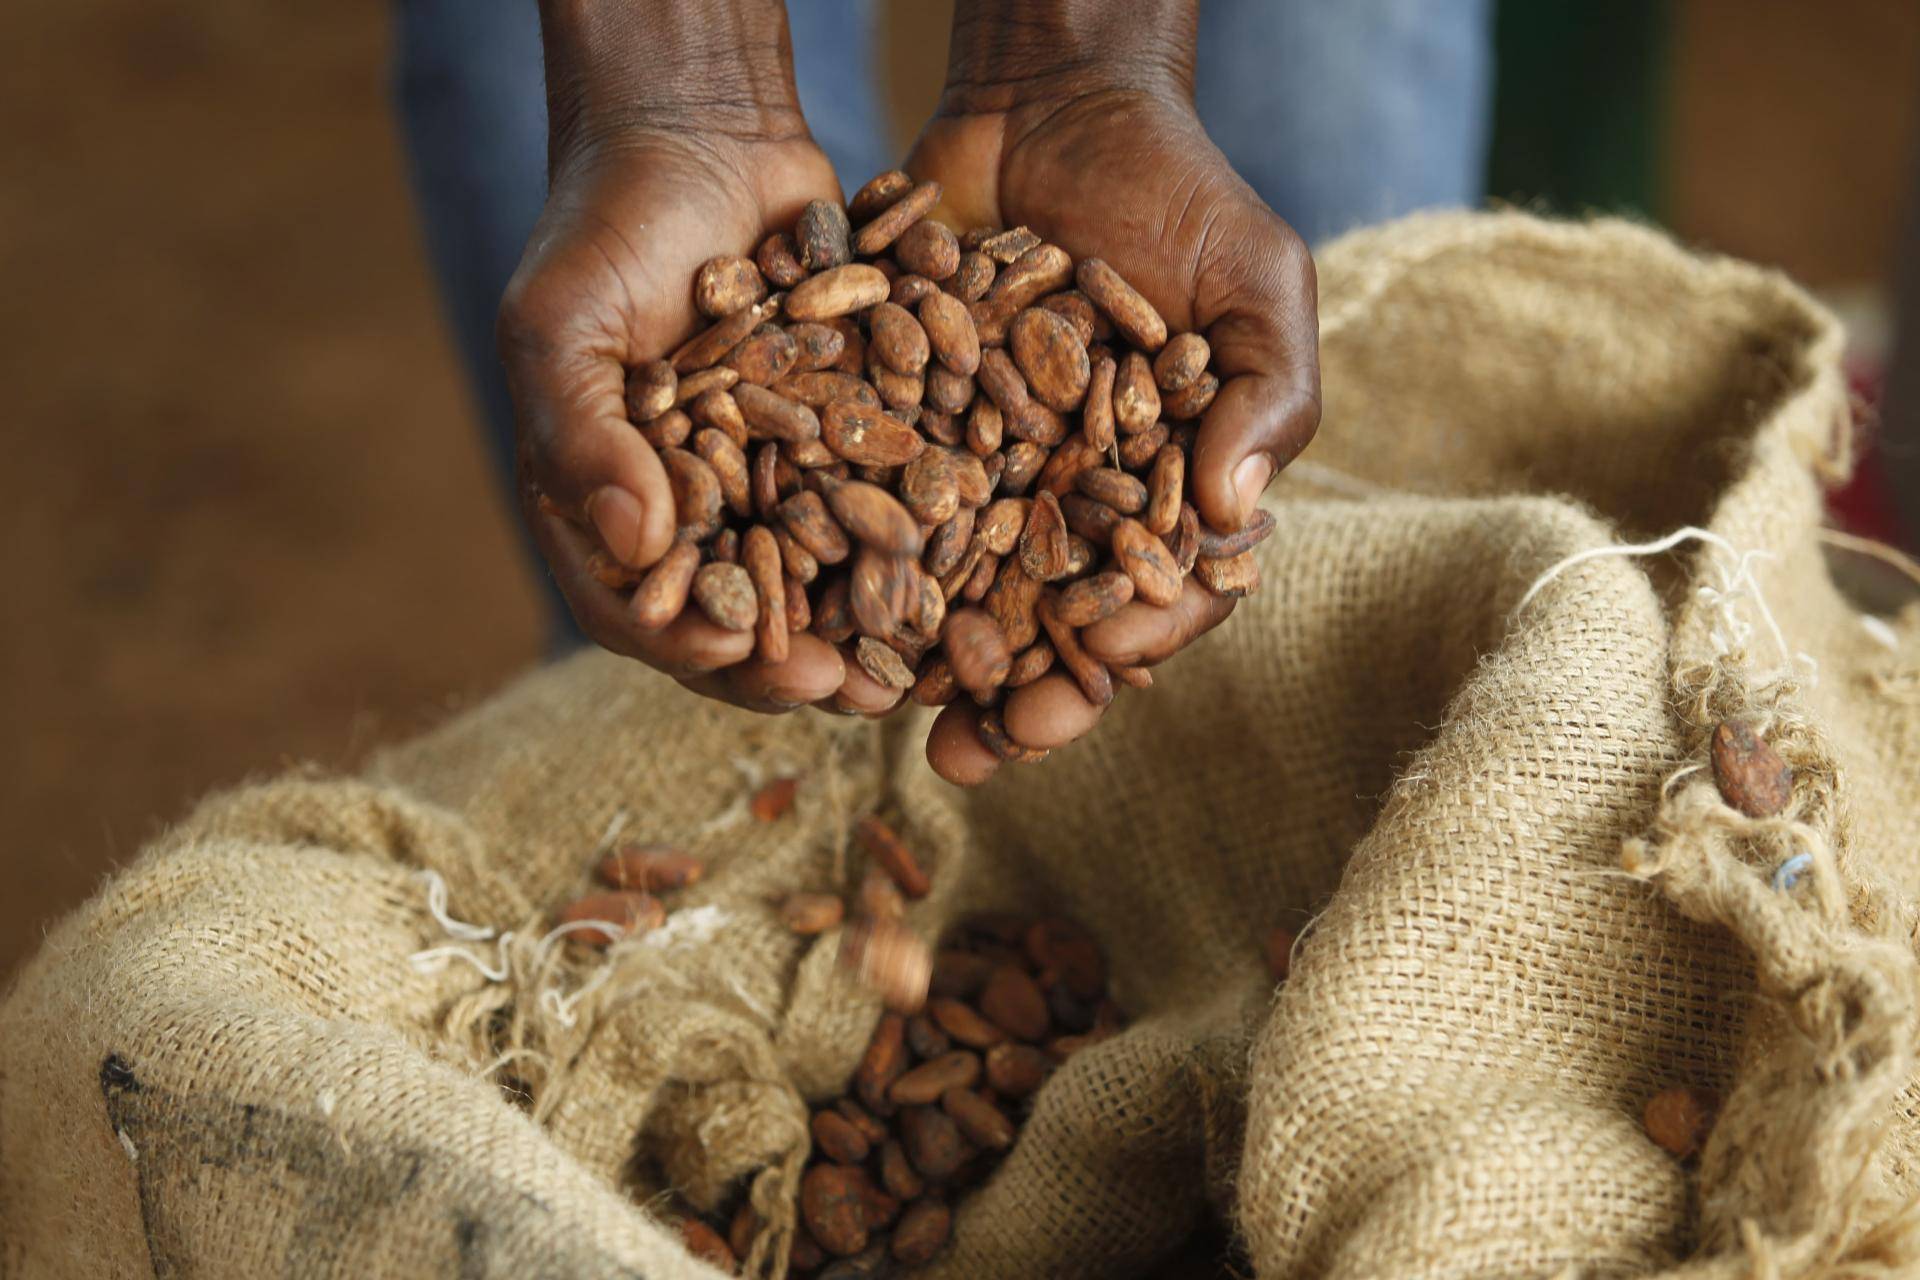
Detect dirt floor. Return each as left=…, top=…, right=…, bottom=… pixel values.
left=0, top=3, right=545, bottom=975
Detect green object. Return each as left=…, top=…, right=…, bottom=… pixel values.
left=1486, top=1, right=1672, bottom=219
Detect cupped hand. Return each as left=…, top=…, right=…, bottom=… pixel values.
left=906, top=89, right=1320, bottom=783
left=498, top=131, right=854, bottom=712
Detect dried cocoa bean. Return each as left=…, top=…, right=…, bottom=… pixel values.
left=856, top=1013, right=908, bottom=1115
left=878, top=1138, right=925, bottom=1201
left=778, top=490, right=852, bottom=565
left=1111, top=517, right=1183, bottom=606
left=691, top=560, right=756, bottom=631
left=813, top=1109, right=871, bottom=1165
left=855, top=814, right=930, bottom=898
left=722, top=322, right=799, bottom=386
left=751, top=776, right=799, bottom=820
left=1040, top=290, right=1100, bottom=345
left=1154, top=331, right=1210, bottom=391
left=840, top=918, right=931, bottom=1013
left=1161, top=371, right=1220, bottom=419
left=888, top=273, right=938, bottom=307
left=984, top=1042, right=1052, bottom=1098
left=626, top=359, right=678, bottom=421
left=1710, top=718, right=1794, bottom=817
left=555, top=890, right=665, bottom=947
left=732, top=383, right=821, bottom=444
left=977, top=225, right=1040, bottom=264
left=781, top=891, right=845, bottom=935
left=1054, top=570, right=1135, bottom=626
left=1194, top=549, right=1259, bottom=598
left=595, top=844, right=704, bottom=893
left=891, top=1199, right=952, bottom=1266
left=927, top=997, right=1006, bottom=1049
left=679, top=1218, right=739, bottom=1273
left=756, top=231, right=806, bottom=288
left=855, top=636, right=916, bottom=690
left=1075, top=257, right=1167, bottom=351
left=632, top=540, right=701, bottom=629
left=1018, top=490, right=1072, bottom=582
left=1075, top=466, right=1148, bottom=515
left=848, top=169, right=912, bottom=220
left=786, top=264, right=891, bottom=321
left=894, top=218, right=961, bottom=280
left=672, top=305, right=764, bottom=373
left=820, top=476, right=924, bottom=556
left=1037, top=594, right=1113, bottom=707
left=640, top=408, right=692, bottom=450
left=988, top=244, right=1073, bottom=309
left=1005, top=640, right=1056, bottom=687
left=822, top=400, right=926, bottom=468
left=801, top=1165, right=870, bottom=1257
left=942, top=1087, right=1015, bottom=1150
left=898, top=1105, right=971, bottom=1182
left=941, top=607, right=1013, bottom=696
left=695, top=254, right=767, bottom=318
left=979, top=964, right=1049, bottom=1041
left=1117, top=421, right=1170, bottom=470
left=851, top=179, right=941, bottom=254
left=889, top=1050, right=981, bottom=1106
left=949, top=250, right=996, bottom=301
left=1112, top=350, right=1161, bottom=434
left=1644, top=1086, right=1719, bottom=1160
left=796, top=198, right=853, bottom=270
left=742, top=525, right=789, bottom=662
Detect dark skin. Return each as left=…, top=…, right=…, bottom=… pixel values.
left=500, top=0, right=1320, bottom=782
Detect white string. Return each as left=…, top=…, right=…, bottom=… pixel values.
left=410, top=932, right=518, bottom=981
left=416, top=869, right=494, bottom=942
left=1516, top=525, right=1802, bottom=672
left=1861, top=614, right=1900, bottom=651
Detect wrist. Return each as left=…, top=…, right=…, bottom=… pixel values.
left=538, top=0, right=805, bottom=167
left=938, top=0, right=1197, bottom=117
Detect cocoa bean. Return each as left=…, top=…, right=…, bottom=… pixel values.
left=984, top=556, right=1044, bottom=651
left=878, top=1138, right=925, bottom=1201
left=966, top=398, right=1004, bottom=456
left=949, top=450, right=994, bottom=506
left=1161, top=371, right=1220, bottom=419
left=850, top=547, right=915, bottom=637
left=1054, top=571, right=1135, bottom=626
left=756, top=231, right=806, bottom=288
left=690, top=389, right=749, bottom=451
left=555, top=890, right=664, bottom=947
left=856, top=636, right=916, bottom=690
left=868, top=301, right=930, bottom=376
left=969, top=295, right=1019, bottom=347
left=814, top=574, right=857, bottom=643
left=673, top=365, right=742, bottom=408
left=1112, top=350, right=1161, bottom=434
left=785, top=572, right=813, bottom=631
left=750, top=776, right=799, bottom=821
left=660, top=447, right=725, bottom=538
left=772, top=370, right=880, bottom=409
left=905, top=1013, right=951, bottom=1060
left=927, top=997, right=1006, bottom=1049
left=1035, top=435, right=1106, bottom=499
left=786, top=322, right=847, bottom=372
left=856, top=1013, right=908, bottom=1115
left=1006, top=640, right=1056, bottom=687
left=1075, top=258, right=1167, bottom=351
left=633, top=540, right=701, bottom=629
left=801, top=1165, right=870, bottom=1257
left=890, top=1199, right=952, bottom=1266
left=924, top=506, right=975, bottom=578
left=691, top=560, right=756, bottom=631
left=1083, top=351, right=1118, bottom=451
left=640, top=408, right=692, bottom=450
left=1169, top=501, right=1202, bottom=574
left=626, top=359, right=678, bottom=421
left=1710, top=718, right=1794, bottom=817
left=1195, top=506, right=1275, bottom=558
left=942, top=1087, right=1015, bottom=1150
left=813, top=1109, right=871, bottom=1165
left=894, top=218, right=961, bottom=280
left=917, top=289, right=981, bottom=377
left=864, top=347, right=924, bottom=412
left=1037, top=594, right=1113, bottom=707
left=889, top=1050, right=981, bottom=1106
left=1111, top=517, right=1183, bottom=606
left=781, top=891, right=844, bottom=935
left=855, top=813, right=930, bottom=898
left=1644, top=1086, right=1720, bottom=1160
left=796, top=199, right=853, bottom=270
left=679, top=1218, right=739, bottom=1273
left=1040, top=290, right=1100, bottom=345
left=694, top=429, right=752, bottom=518
left=975, top=497, right=1030, bottom=555
left=1010, top=307, right=1091, bottom=411
left=976, top=347, right=1031, bottom=418
left=820, top=476, right=924, bottom=555
left=977, top=709, right=1049, bottom=763
left=941, top=607, right=1013, bottom=696
left=695, top=254, right=768, bottom=318
left=1009, top=401, right=1070, bottom=448
left=848, top=169, right=912, bottom=220
left=852, top=180, right=941, bottom=254
left=840, top=918, right=931, bottom=1013
left=722, top=322, right=799, bottom=386
left=672, top=305, right=764, bottom=373
left=1154, top=331, right=1210, bottom=391
left=984, top=1042, right=1052, bottom=1098
left=595, top=844, right=703, bottom=893
left=742, top=525, right=789, bottom=662
left=978, top=225, right=1040, bottom=264
left=979, top=964, right=1050, bottom=1041
left=751, top=442, right=782, bottom=517
left=924, top=364, right=975, bottom=416
left=732, top=383, right=821, bottom=444
left=774, top=526, right=819, bottom=583
left=1075, top=466, right=1148, bottom=515
left=786, top=264, right=891, bottom=321
left=822, top=400, right=926, bottom=468
left=899, top=1105, right=971, bottom=1181
left=778, top=490, right=852, bottom=565
left=1060, top=492, right=1120, bottom=545
left=888, top=272, right=938, bottom=307
left=1145, top=444, right=1185, bottom=535
left=1194, top=549, right=1259, bottom=598
left=1018, top=490, right=1072, bottom=582
left=910, top=655, right=959, bottom=707
left=949, top=250, right=996, bottom=302
left=1117, top=421, right=1170, bottom=470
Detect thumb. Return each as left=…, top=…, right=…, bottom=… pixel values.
left=497, top=237, right=677, bottom=569
left=1189, top=205, right=1320, bottom=533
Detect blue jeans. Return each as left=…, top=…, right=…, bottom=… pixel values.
left=393, top=0, right=1492, bottom=641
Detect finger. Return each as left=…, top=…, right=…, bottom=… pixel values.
left=1002, top=674, right=1106, bottom=750
left=529, top=500, right=756, bottom=674
left=498, top=235, right=678, bottom=570
left=926, top=702, right=1002, bottom=786
left=1080, top=577, right=1236, bottom=666
left=1190, top=208, right=1321, bottom=532
left=725, top=633, right=848, bottom=709
left=833, top=652, right=906, bottom=717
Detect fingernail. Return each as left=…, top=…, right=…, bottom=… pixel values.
left=1233, top=454, right=1273, bottom=525
left=585, top=486, right=643, bottom=565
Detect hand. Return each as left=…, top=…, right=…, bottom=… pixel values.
left=498, top=3, right=863, bottom=714
left=907, top=83, right=1320, bottom=783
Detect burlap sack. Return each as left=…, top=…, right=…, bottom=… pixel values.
left=7, top=210, right=1919, bottom=1280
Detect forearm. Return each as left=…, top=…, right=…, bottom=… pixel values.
left=941, top=0, right=1198, bottom=113
left=537, top=0, right=804, bottom=165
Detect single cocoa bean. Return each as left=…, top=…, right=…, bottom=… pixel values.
left=910, top=655, right=960, bottom=706
left=1644, top=1086, right=1720, bottom=1160
left=1075, top=257, right=1167, bottom=351
left=916, top=289, right=981, bottom=378
left=978, top=225, right=1040, bottom=264
left=1154, top=331, right=1210, bottom=391
left=756, top=231, right=806, bottom=288
left=942, top=1087, right=1015, bottom=1150
left=1161, top=371, right=1220, bottom=419
left=889, top=1049, right=982, bottom=1106
left=690, top=389, right=749, bottom=451
left=976, top=346, right=1031, bottom=418
left=781, top=891, right=845, bottom=935
left=694, top=429, right=752, bottom=518
left=888, top=272, right=939, bottom=307
left=855, top=636, right=916, bottom=690
left=679, top=1218, right=739, bottom=1274
left=850, top=547, right=915, bottom=637
left=1083, top=351, right=1118, bottom=451
left=856, top=1013, right=907, bottom=1115
left=691, top=560, right=756, bottom=631
left=925, top=364, right=975, bottom=416
left=1111, top=517, right=1183, bottom=606
left=632, top=540, right=701, bottom=629
left=1194, top=549, right=1259, bottom=598
left=851, top=180, right=941, bottom=254
left=795, top=198, right=853, bottom=270
left=864, top=347, right=924, bottom=412
left=1145, top=444, right=1185, bottom=535
left=1040, top=290, right=1100, bottom=345
left=1710, top=718, right=1794, bottom=817
left=1195, top=506, right=1275, bottom=558
left=985, top=557, right=1043, bottom=651
left=1006, top=640, right=1056, bottom=687
left=1037, top=594, right=1113, bottom=707
left=1060, top=492, right=1120, bottom=545
left=1018, top=489, right=1072, bottom=582
left=1035, top=434, right=1106, bottom=499
left=984, top=1042, right=1052, bottom=1098
left=924, top=506, right=976, bottom=578
left=778, top=490, right=853, bottom=565
left=966, top=397, right=1004, bottom=456
left=722, top=322, right=799, bottom=386
left=890, top=1199, right=952, bottom=1266
left=786, top=321, right=847, bottom=372
left=813, top=574, right=856, bottom=643
left=898, top=1105, right=971, bottom=1182
left=555, top=890, right=665, bottom=947
left=855, top=814, right=930, bottom=898
left=751, top=776, right=799, bottom=821
left=732, top=382, right=821, bottom=444
left=1010, top=307, right=1091, bottom=411
left=1054, top=571, right=1135, bottom=627
left=695, top=254, right=768, bottom=318
left=927, top=997, right=1007, bottom=1049
left=672, top=305, right=764, bottom=373
left=822, top=400, right=926, bottom=468
left=867, top=301, right=930, bottom=375
left=820, top=475, right=924, bottom=556
left=878, top=1138, right=925, bottom=1201
left=813, top=1109, right=872, bottom=1165
left=987, top=243, right=1074, bottom=310
left=640, top=408, right=692, bottom=450
left=785, top=572, right=812, bottom=631
left=1117, top=421, right=1170, bottom=470
left=1075, top=466, right=1149, bottom=515
left=774, top=526, right=819, bottom=583
left=840, top=918, right=932, bottom=1013
left=673, top=365, right=742, bottom=409
left=771, top=370, right=880, bottom=409
left=979, top=964, right=1050, bottom=1041
left=626, top=359, right=678, bottom=421
left=742, top=525, right=789, bottom=662
left=894, top=218, right=961, bottom=280
left=848, top=169, right=912, bottom=220
left=1112, top=350, right=1161, bottom=434
left=950, top=250, right=996, bottom=301
left=786, top=264, right=891, bottom=321
left=941, top=607, right=1013, bottom=696
left=595, top=844, right=704, bottom=893
left=801, top=1165, right=870, bottom=1257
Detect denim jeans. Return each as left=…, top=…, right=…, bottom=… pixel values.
left=392, top=0, right=1492, bottom=641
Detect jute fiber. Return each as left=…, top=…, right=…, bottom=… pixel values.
left=5, top=211, right=1917, bottom=1279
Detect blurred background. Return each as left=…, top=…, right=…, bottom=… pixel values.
left=5, top=0, right=1918, bottom=977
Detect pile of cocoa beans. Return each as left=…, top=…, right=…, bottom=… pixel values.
left=589, top=169, right=1272, bottom=762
